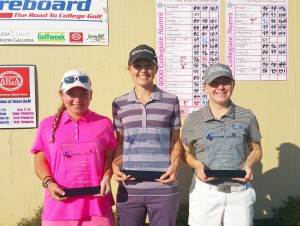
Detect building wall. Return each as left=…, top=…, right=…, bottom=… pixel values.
left=0, top=0, right=299, bottom=224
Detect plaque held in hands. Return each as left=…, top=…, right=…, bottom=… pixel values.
left=121, top=127, right=170, bottom=181
left=60, top=142, right=102, bottom=196
left=204, top=141, right=246, bottom=178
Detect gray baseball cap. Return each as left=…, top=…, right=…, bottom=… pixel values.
left=203, top=63, right=234, bottom=84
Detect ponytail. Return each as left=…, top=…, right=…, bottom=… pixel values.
left=49, top=103, right=66, bottom=143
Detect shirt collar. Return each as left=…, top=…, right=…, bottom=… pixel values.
left=61, top=109, right=92, bottom=124
left=203, top=101, right=236, bottom=121
left=127, top=85, right=162, bottom=102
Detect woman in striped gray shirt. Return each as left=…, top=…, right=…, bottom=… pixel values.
left=112, top=44, right=183, bottom=226
left=181, top=63, right=263, bottom=226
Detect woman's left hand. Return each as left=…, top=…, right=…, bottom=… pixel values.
left=94, top=177, right=111, bottom=197
left=155, top=163, right=178, bottom=184
left=232, top=164, right=253, bottom=182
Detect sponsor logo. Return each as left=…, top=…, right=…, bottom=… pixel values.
left=13, top=38, right=34, bottom=42
left=206, top=133, right=224, bottom=141
left=0, top=31, right=31, bottom=38
left=70, top=32, right=83, bottom=43
left=0, top=68, right=30, bottom=98
left=0, top=38, right=13, bottom=42
left=0, top=0, right=91, bottom=11
left=38, top=32, right=65, bottom=42
left=0, top=71, right=23, bottom=91
left=14, top=31, right=31, bottom=37
left=131, top=49, right=154, bottom=56
left=208, top=66, right=231, bottom=74
left=86, top=33, right=105, bottom=42
left=231, top=124, right=245, bottom=129
left=0, top=38, right=34, bottom=43
left=0, top=31, right=13, bottom=37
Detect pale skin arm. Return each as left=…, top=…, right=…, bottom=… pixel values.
left=156, top=129, right=183, bottom=183
left=34, top=151, right=66, bottom=201
left=112, top=131, right=132, bottom=182
left=233, top=141, right=263, bottom=182
left=95, top=147, right=114, bottom=197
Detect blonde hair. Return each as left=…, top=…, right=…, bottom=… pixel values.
left=49, top=103, right=66, bottom=143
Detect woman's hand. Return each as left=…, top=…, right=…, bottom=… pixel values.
left=47, top=182, right=67, bottom=201
left=232, top=164, right=253, bottom=182
left=194, top=161, right=216, bottom=182
left=95, top=176, right=112, bottom=197
left=156, top=163, right=178, bottom=184
left=112, top=165, right=135, bottom=182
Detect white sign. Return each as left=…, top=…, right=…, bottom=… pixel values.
left=226, top=0, right=288, bottom=80
left=156, top=0, right=221, bottom=116
left=0, top=65, right=37, bottom=128
left=0, top=0, right=108, bottom=45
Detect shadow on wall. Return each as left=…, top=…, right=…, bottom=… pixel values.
left=252, top=142, right=300, bottom=218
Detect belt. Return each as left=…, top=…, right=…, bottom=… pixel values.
left=200, top=180, right=248, bottom=193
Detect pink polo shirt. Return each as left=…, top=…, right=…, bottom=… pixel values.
left=31, top=109, right=117, bottom=221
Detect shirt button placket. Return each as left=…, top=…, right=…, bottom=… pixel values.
left=74, top=122, right=78, bottom=141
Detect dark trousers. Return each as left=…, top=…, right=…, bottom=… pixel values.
left=116, top=193, right=180, bottom=226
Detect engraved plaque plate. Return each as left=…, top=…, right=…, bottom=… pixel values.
left=122, top=127, right=170, bottom=179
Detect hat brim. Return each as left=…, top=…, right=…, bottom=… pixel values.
left=128, top=56, right=157, bottom=66
left=205, top=75, right=234, bottom=84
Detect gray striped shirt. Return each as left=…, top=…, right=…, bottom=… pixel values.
left=113, top=86, right=181, bottom=131
left=112, top=85, right=181, bottom=195
left=181, top=101, right=261, bottom=184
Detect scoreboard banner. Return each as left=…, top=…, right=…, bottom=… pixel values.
left=0, top=0, right=108, bottom=45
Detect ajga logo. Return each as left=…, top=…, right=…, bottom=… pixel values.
left=0, top=68, right=30, bottom=98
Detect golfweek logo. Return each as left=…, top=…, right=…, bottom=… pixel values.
left=38, top=32, right=65, bottom=42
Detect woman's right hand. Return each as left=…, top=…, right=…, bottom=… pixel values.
left=194, top=161, right=216, bottom=182
left=112, top=165, right=134, bottom=182
left=47, top=182, right=67, bottom=201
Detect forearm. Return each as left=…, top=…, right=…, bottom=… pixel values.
left=34, top=151, right=53, bottom=180
left=169, top=129, right=182, bottom=168
left=112, top=131, right=124, bottom=170
left=112, top=143, right=123, bottom=169
left=245, top=141, right=263, bottom=168
left=170, top=140, right=182, bottom=167
left=103, top=148, right=114, bottom=179
left=182, top=144, right=202, bottom=169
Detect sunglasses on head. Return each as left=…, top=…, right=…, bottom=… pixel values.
left=63, top=75, right=89, bottom=84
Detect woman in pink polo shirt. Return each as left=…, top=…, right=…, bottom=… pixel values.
left=31, top=70, right=117, bottom=226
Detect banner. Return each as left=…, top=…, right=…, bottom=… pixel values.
left=0, top=0, right=108, bottom=45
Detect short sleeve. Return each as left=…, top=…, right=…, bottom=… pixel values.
left=248, top=114, right=262, bottom=142
left=170, top=96, right=182, bottom=130
left=112, top=100, right=123, bottom=132
left=106, top=118, right=117, bottom=150
left=181, top=115, right=196, bottom=146
left=31, top=119, right=47, bottom=154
